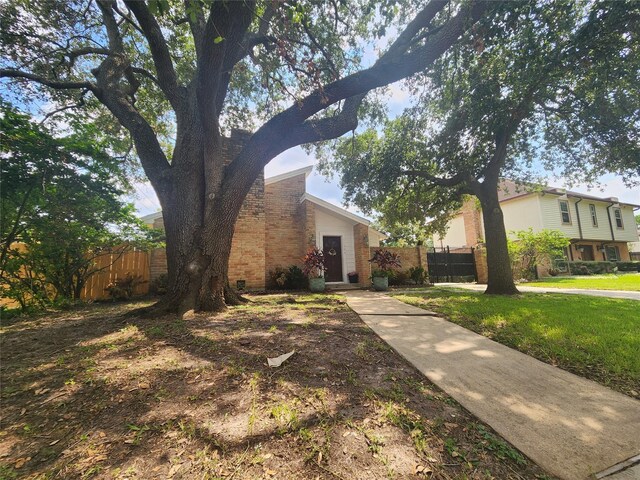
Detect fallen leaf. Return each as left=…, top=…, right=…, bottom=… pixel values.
left=49, top=439, right=60, bottom=446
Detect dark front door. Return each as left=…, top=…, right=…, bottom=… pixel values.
left=323, top=236, right=343, bottom=282
left=580, top=245, right=595, bottom=261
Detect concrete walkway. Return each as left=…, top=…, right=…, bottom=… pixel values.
left=345, top=290, right=640, bottom=480
left=437, top=282, right=640, bottom=301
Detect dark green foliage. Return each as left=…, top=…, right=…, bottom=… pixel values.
left=267, top=265, right=308, bottom=290
left=0, top=104, right=155, bottom=310
left=284, top=265, right=307, bottom=290
left=388, top=270, right=411, bottom=286
left=149, top=273, right=169, bottom=295
left=408, top=266, right=428, bottom=285
left=569, top=261, right=615, bottom=275
left=105, top=274, right=147, bottom=301
left=615, top=262, right=640, bottom=273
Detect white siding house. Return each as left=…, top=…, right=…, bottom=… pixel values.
left=432, top=180, right=640, bottom=264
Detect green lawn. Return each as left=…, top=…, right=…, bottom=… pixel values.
left=527, top=273, right=640, bottom=291
left=393, top=288, right=640, bottom=397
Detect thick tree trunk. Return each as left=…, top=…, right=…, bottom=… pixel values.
left=150, top=130, right=249, bottom=315
left=156, top=200, right=242, bottom=314
left=476, top=184, right=519, bottom=295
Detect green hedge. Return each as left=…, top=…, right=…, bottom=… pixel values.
left=568, top=261, right=614, bottom=275
left=616, top=261, right=640, bottom=272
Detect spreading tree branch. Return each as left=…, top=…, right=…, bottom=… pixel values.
left=225, top=0, right=493, bottom=203
left=124, top=0, right=184, bottom=110
left=198, top=1, right=255, bottom=125
left=0, top=69, right=96, bottom=91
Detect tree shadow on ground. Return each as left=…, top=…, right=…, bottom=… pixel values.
left=1, top=294, right=552, bottom=479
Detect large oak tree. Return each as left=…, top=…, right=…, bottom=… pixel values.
left=322, top=0, right=640, bottom=294
left=1, top=0, right=497, bottom=312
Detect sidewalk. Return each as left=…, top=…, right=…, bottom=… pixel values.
left=437, top=282, right=640, bottom=301
left=345, top=290, right=640, bottom=480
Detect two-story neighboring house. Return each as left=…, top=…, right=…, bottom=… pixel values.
left=434, top=179, right=640, bottom=263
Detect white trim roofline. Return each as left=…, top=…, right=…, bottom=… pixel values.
left=300, top=192, right=370, bottom=226
left=265, top=165, right=313, bottom=185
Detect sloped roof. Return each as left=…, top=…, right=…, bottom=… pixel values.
left=265, top=165, right=313, bottom=185
left=498, top=179, right=640, bottom=208
left=300, top=193, right=370, bottom=225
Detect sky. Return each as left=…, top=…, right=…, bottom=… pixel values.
left=132, top=142, right=640, bottom=220
left=133, top=80, right=640, bottom=219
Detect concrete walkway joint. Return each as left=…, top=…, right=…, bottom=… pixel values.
left=345, top=291, right=640, bottom=480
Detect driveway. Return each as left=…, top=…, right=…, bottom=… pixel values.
left=345, top=290, right=640, bottom=480
left=436, top=282, right=640, bottom=301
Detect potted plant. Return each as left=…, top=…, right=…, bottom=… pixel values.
left=369, top=249, right=401, bottom=291
left=347, top=271, right=359, bottom=283
left=303, top=246, right=326, bottom=292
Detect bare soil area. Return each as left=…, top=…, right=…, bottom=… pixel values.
left=0, top=293, right=553, bottom=479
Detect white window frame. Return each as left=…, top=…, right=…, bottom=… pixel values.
left=613, top=208, right=624, bottom=229
left=559, top=200, right=571, bottom=225
left=589, top=204, right=598, bottom=227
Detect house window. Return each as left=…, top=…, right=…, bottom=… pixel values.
left=614, top=208, right=624, bottom=229
left=559, top=200, right=571, bottom=224
left=605, top=246, right=620, bottom=261
left=589, top=204, right=598, bottom=227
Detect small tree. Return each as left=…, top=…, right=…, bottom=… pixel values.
left=0, top=104, right=155, bottom=310
left=507, top=229, right=570, bottom=280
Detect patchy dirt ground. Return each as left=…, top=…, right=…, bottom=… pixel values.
left=0, top=293, right=553, bottom=480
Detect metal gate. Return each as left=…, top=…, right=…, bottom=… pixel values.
left=427, top=246, right=477, bottom=283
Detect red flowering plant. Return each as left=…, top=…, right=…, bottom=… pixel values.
left=302, top=246, right=326, bottom=278
left=369, top=249, right=401, bottom=278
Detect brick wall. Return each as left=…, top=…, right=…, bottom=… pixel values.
left=368, top=246, right=428, bottom=272
left=353, top=224, right=371, bottom=285
left=302, top=199, right=316, bottom=249
left=474, top=247, right=488, bottom=284
left=264, top=174, right=308, bottom=277
left=149, top=247, right=167, bottom=280
left=461, top=197, right=483, bottom=246
left=229, top=172, right=265, bottom=289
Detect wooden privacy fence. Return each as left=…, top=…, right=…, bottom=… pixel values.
left=81, top=247, right=150, bottom=300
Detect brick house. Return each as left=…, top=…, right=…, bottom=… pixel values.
left=142, top=166, right=386, bottom=289
left=433, top=179, right=640, bottom=268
